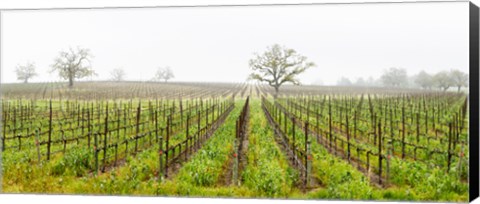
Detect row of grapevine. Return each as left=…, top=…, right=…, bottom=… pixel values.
left=277, top=93, right=468, bottom=176
left=231, top=96, right=250, bottom=185
left=1, top=81, right=248, bottom=100
left=1, top=97, right=236, bottom=177
left=262, top=96, right=314, bottom=189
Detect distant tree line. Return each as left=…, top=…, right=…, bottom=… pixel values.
left=335, top=67, right=468, bottom=92
left=14, top=45, right=468, bottom=93
left=14, top=46, right=175, bottom=87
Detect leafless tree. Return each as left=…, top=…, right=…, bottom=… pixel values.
left=50, top=46, right=96, bottom=87
left=15, top=61, right=37, bottom=83
left=354, top=77, right=367, bottom=86
left=433, top=71, right=454, bottom=91
left=110, top=68, right=126, bottom=82
left=414, top=70, right=434, bottom=90
left=450, top=69, right=469, bottom=92
left=153, top=66, right=175, bottom=82
left=380, top=67, right=408, bottom=87
left=248, top=44, right=315, bottom=98
left=337, top=77, right=353, bottom=86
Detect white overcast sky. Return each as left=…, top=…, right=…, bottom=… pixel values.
left=0, top=2, right=469, bottom=85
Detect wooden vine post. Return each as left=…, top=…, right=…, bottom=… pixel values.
left=304, top=122, right=312, bottom=188
left=103, top=103, right=109, bottom=171
left=1, top=111, right=5, bottom=152
left=197, top=110, right=201, bottom=150
left=284, top=111, right=287, bottom=136
left=135, top=102, right=141, bottom=153
left=159, top=134, right=164, bottom=183
left=34, top=129, right=41, bottom=163
left=292, top=117, right=296, bottom=164
left=447, top=122, right=453, bottom=173
left=378, top=121, right=383, bottom=185
left=401, top=106, right=406, bottom=159
left=180, top=99, right=184, bottom=127
left=47, top=100, right=53, bottom=160
left=206, top=105, right=210, bottom=130
left=328, top=97, right=332, bottom=150
left=316, top=107, right=320, bottom=143
left=165, top=115, right=171, bottom=178
left=389, top=108, right=394, bottom=153
left=185, top=113, right=190, bottom=160
left=232, top=137, right=239, bottom=186
left=346, top=113, right=351, bottom=163
left=94, top=133, right=99, bottom=175
left=386, top=131, right=392, bottom=187
left=353, top=110, right=357, bottom=140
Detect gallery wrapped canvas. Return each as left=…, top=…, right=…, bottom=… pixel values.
left=0, top=0, right=478, bottom=203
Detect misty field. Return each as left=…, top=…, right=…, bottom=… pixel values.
left=0, top=82, right=469, bottom=202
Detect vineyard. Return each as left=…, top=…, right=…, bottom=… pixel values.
left=0, top=81, right=469, bottom=202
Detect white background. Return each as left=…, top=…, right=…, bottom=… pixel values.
left=0, top=0, right=471, bottom=85
left=0, top=1, right=478, bottom=204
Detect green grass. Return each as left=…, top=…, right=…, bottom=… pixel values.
left=241, top=100, right=301, bottom=198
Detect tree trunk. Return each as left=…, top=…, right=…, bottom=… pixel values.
left=274, top=86, right=279, bottom=98
left=457, top=86, right=461, bottom=92
left=164, top=79, right=168, bottom=83
left=69, top=76, right=74, bottom=88
left=24, top=78, right=28, bottom=83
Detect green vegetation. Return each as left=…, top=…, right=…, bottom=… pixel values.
left=0, top=82, right=470, bottom=202
left=241, top=100, right=300, bottom=198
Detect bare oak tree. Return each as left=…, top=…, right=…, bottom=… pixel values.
left=153, top=66, right=175, bottom=82
left=380, top=67, right=408, bottom=87
left=15, top=61, right=37, bottom=83
left=110, top=68, right=126, bottom=82
left=414, top=70, right=434, bottom=90
left=354, top=77, right=366, bottom=86
left=433, top=71, right=454, bottom=91
left=248, top=44, right=315, bottom=98
left=450, top=69, right=469, bottom=92
left=337, top=77, right=353, bottom=86
left=50, top=47, right=96, bottom=87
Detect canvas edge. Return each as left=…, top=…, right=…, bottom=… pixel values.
left=469, top=1, right=479, bottom=203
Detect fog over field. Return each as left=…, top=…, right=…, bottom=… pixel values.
left=1, top=2, right=468, bottom=85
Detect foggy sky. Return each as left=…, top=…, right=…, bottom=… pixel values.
left=0, top=2, right=469, bottom=85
